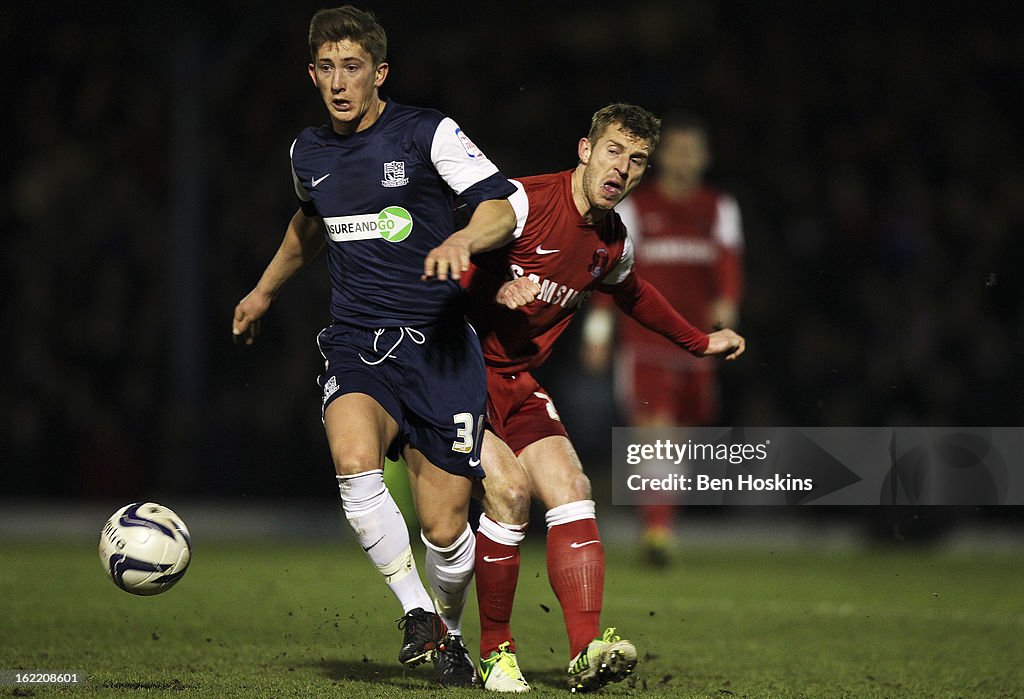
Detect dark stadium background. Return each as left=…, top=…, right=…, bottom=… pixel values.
left=3, top=2, right=1022, bottom=539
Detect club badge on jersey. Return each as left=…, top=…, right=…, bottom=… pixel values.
left=588, top=248, right=610, bottom=278
left=381, top=161, right=410, bottom=188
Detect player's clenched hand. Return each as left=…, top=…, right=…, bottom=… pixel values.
left=423, top=238, right=472, bottom=281
left=232, top=290, right=272, bottom=345
left=703, top=328, right=746, bottom=360
left=496, top=278, right=541, bottom=309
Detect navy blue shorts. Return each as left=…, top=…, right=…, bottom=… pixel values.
left=316, top=320, right=486, bottom=479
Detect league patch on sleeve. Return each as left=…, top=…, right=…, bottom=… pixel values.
left=455, top=128, right=483, bottom=159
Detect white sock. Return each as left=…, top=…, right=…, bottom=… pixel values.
left=421, top=523, right=475, bottom=636
left=478, top=513, right=527, bottom=546
left=337, top=471, right=433, bottom=613
left=545, top=499, right=597, bottom=529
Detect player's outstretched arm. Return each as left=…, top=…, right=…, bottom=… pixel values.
left=608, top=271, right=747, bottom=362
left=703, top=328, right=746, bottom=361
left=608, top=272, right=710, bottom=355
left=423, top=199, right=516, bottom=281
left=232, top=209, right=324, bottom=345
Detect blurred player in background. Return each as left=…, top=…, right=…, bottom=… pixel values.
left=425, top=103, right=745, bottom=692
left=232, top=6, right=517, bottom=687
left=582, top=112, right=745, bottom=566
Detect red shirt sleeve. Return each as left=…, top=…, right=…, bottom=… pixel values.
left=604, top=272, right=710, bottom=355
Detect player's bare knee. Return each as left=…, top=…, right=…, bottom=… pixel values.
left=485, top=480, right=531, bottom=524
left=420, top=521, right=461, bottom=549
left=332, top=447, right=380, bottom=477
left=505, top=482, right=532, bottom=522
left=566, top=471, right=592, bottom=502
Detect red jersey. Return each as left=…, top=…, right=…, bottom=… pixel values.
left=464, top=170, right=634, bottom=374
left=465, top=170, right=709, bottom=375
left=616, top=184, right=743, bottom=342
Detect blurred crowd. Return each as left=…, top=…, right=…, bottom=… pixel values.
left=3, top=2, right=1022, bottom=498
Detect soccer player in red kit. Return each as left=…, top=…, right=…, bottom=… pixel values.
left=423, top=103, right=745, bottom=692
left=583, top=113, right=744, bottom=566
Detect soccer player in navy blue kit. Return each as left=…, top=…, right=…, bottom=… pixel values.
left=232, top=6, right=516, bottom=687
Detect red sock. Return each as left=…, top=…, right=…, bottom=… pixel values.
left=476, top=520, right=523, bottom=656
left=546, top=518, right=604, bottom=658
left=642, top=503, right=675, bottom=531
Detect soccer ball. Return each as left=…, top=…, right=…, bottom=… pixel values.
left=98, top=502, right=192, bottom=596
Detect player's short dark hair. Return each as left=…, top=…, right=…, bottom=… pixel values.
left=588, top=103, right=662, bottom=152
left=660, top=111, right=710, bottom=143
left=308, top=6, right=387, bottom=66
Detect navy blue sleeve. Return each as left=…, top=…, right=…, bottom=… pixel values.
left=458, top=172, right=517, bottom=207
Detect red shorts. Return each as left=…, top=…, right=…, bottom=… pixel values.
left=616, top=344, right=718, bottom=425
left=485, top=368, right=569, bottom=455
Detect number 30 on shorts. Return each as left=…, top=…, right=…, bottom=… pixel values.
left=452, top=412, right=484, bottom=454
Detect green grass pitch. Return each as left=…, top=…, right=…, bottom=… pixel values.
left=2, top=535, right=1023, bottom=697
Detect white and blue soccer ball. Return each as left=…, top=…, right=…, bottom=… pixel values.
left=98, top=502, right=192, bottom=596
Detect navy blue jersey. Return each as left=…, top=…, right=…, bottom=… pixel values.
left=290, top=100, right=515, bottom=327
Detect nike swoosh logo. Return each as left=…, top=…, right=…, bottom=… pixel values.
left=536, top=246, right=560, bottom=255
left=482, top=555, right=514, bottom=563
left=469, top=458, right=481, bottom=468
left=362, top=535, right=385, bottom=552
left=311, top=173, right=331, bottom=187
left=569, top=540, right=600, bottom=548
